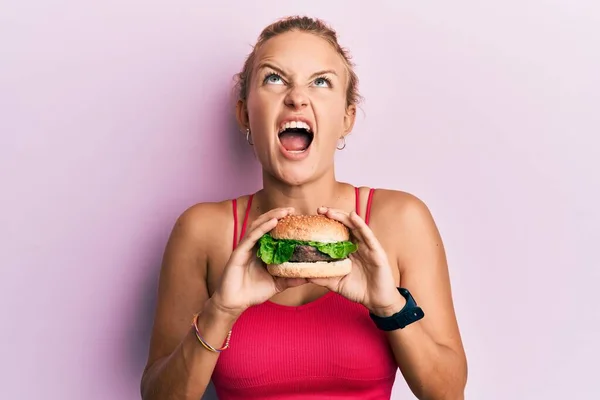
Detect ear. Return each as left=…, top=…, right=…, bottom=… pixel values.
left=236, top=99, right=249, bottom=133
left=343, top=104, right=357, bottom=135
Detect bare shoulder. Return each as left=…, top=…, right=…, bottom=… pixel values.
left=160, top=200, right=232, bottom=275
left=368, top=189, right=441, bottom=262
left=370, top=188, right=433, bottom=220
left=156, top=196, right=234, bottom=294
left=172, top=199, right=232, bottom=242
left=168, top=198, right=238, bottom=279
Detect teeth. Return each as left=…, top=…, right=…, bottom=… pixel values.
left=279, top=120, right=311, bottom=133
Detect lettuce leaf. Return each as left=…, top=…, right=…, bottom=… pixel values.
left=256, top=233, right=357, bottom=265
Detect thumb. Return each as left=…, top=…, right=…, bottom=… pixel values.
left=273, top=277, right=309, bottom=292
left=308, top=277, right=339, bottom=291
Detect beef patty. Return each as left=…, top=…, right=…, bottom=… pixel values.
left=288, top=245, right=335, bottom=263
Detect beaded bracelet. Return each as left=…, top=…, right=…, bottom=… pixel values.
left=191, top=313, right=232, bottom=353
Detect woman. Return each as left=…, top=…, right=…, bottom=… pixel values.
left=141, top=16, right=467, bottom=400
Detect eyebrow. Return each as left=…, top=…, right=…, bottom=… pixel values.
left=257, top=62, right=338, bottom=80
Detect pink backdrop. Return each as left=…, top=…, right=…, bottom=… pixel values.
left=2, top=1, right=598, bottom=399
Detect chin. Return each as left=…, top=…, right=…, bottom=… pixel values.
left=261, top=147, right=335, bottom=186
left=271, top=165, right=320, bottom=186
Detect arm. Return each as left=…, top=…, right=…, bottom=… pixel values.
left=140, top=204, right=235, bottom=400
left=140, top=203, right=300, bottom=399
left=381, top=193, right=468, bottom=400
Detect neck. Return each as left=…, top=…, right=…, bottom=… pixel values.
left=256, top=168, right=350, bottom=216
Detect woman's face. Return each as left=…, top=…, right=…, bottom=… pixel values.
left=237, top=30, right=356, bottom=186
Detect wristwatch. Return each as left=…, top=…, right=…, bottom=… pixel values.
left=369, top=288, right=425, bottom=331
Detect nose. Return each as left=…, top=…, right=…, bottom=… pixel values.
left=284, top=86, right=309, bottom=110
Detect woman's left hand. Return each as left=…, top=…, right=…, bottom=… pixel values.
left=311, top=207, right=406, bottom=317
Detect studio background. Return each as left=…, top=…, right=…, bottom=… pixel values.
left=1, top=1, right=598, bottom=399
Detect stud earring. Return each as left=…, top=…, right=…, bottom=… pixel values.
left=336, top=136, right=346, bottom=150
left=246, top=128, right=253, bottom=145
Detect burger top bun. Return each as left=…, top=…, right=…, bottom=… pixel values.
left=270, top=215, right=350, bottom=243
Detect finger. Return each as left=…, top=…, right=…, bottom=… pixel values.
left=308, top=277, right=339, bottom=291
left=247, top=207, right=295, bottom=233
left=347, top=210, right=383, bottom=251
left=317, top=207, right=354, bottom=227
left=317, top=207, right=366, bottom=243
left=235, top=217, right=279, bottom=254
left=273, top=277, right=308, bottom=292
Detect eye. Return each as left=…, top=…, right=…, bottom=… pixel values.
left=264, top=73, right=284, bottom=85
left=313, top=76, right=332, bottom=88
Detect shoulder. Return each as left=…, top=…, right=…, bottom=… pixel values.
left=172, top=199, right=232, bottom=240
left=368, top=188, right=443, bottom=267
left=164, top=198, right=237, bottom=264
left=369, top=188, right=436, bottom=229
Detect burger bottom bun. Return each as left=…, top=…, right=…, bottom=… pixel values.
left=266, top=258, right=352, bottom=279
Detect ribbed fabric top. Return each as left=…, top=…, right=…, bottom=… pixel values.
left=212, top=188, right=398, bottom=399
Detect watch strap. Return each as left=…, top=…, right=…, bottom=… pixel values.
left=369, top=288, right=425, bottom=331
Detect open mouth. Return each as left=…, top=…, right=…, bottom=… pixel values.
left=278, top=121, right=314, bottom=153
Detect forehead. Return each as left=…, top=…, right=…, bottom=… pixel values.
left=254, top=31, right=345, bottom=75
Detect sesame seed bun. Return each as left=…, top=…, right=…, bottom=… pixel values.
left=270, top=215, right=350, bottom=243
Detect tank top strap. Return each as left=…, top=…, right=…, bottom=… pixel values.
left=232, top=194, right=254, bottom=250
left=355, top=187, right=361, bottom=218
left=354, top=187, right=376, bottom=226
left=240, top=194, right=254, bottom=240
left=365, top=188, right=375, bottom=226
left=232, top=198, right=239, bottom=250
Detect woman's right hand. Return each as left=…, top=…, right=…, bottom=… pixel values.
left=209, top=207, right=306, bottom=319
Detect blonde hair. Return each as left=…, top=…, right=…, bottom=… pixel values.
left=234, top=16, right=361, bottom=108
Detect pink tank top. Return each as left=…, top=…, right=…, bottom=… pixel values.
left=211, top=188, right=398, bottom=399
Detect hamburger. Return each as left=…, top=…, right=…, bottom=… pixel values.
left=256, top=215, right=358, bottom=278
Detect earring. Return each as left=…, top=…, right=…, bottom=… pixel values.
left=336, top=136, right=346, bottom=150
left=246, top=128, right=253, bottom=145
